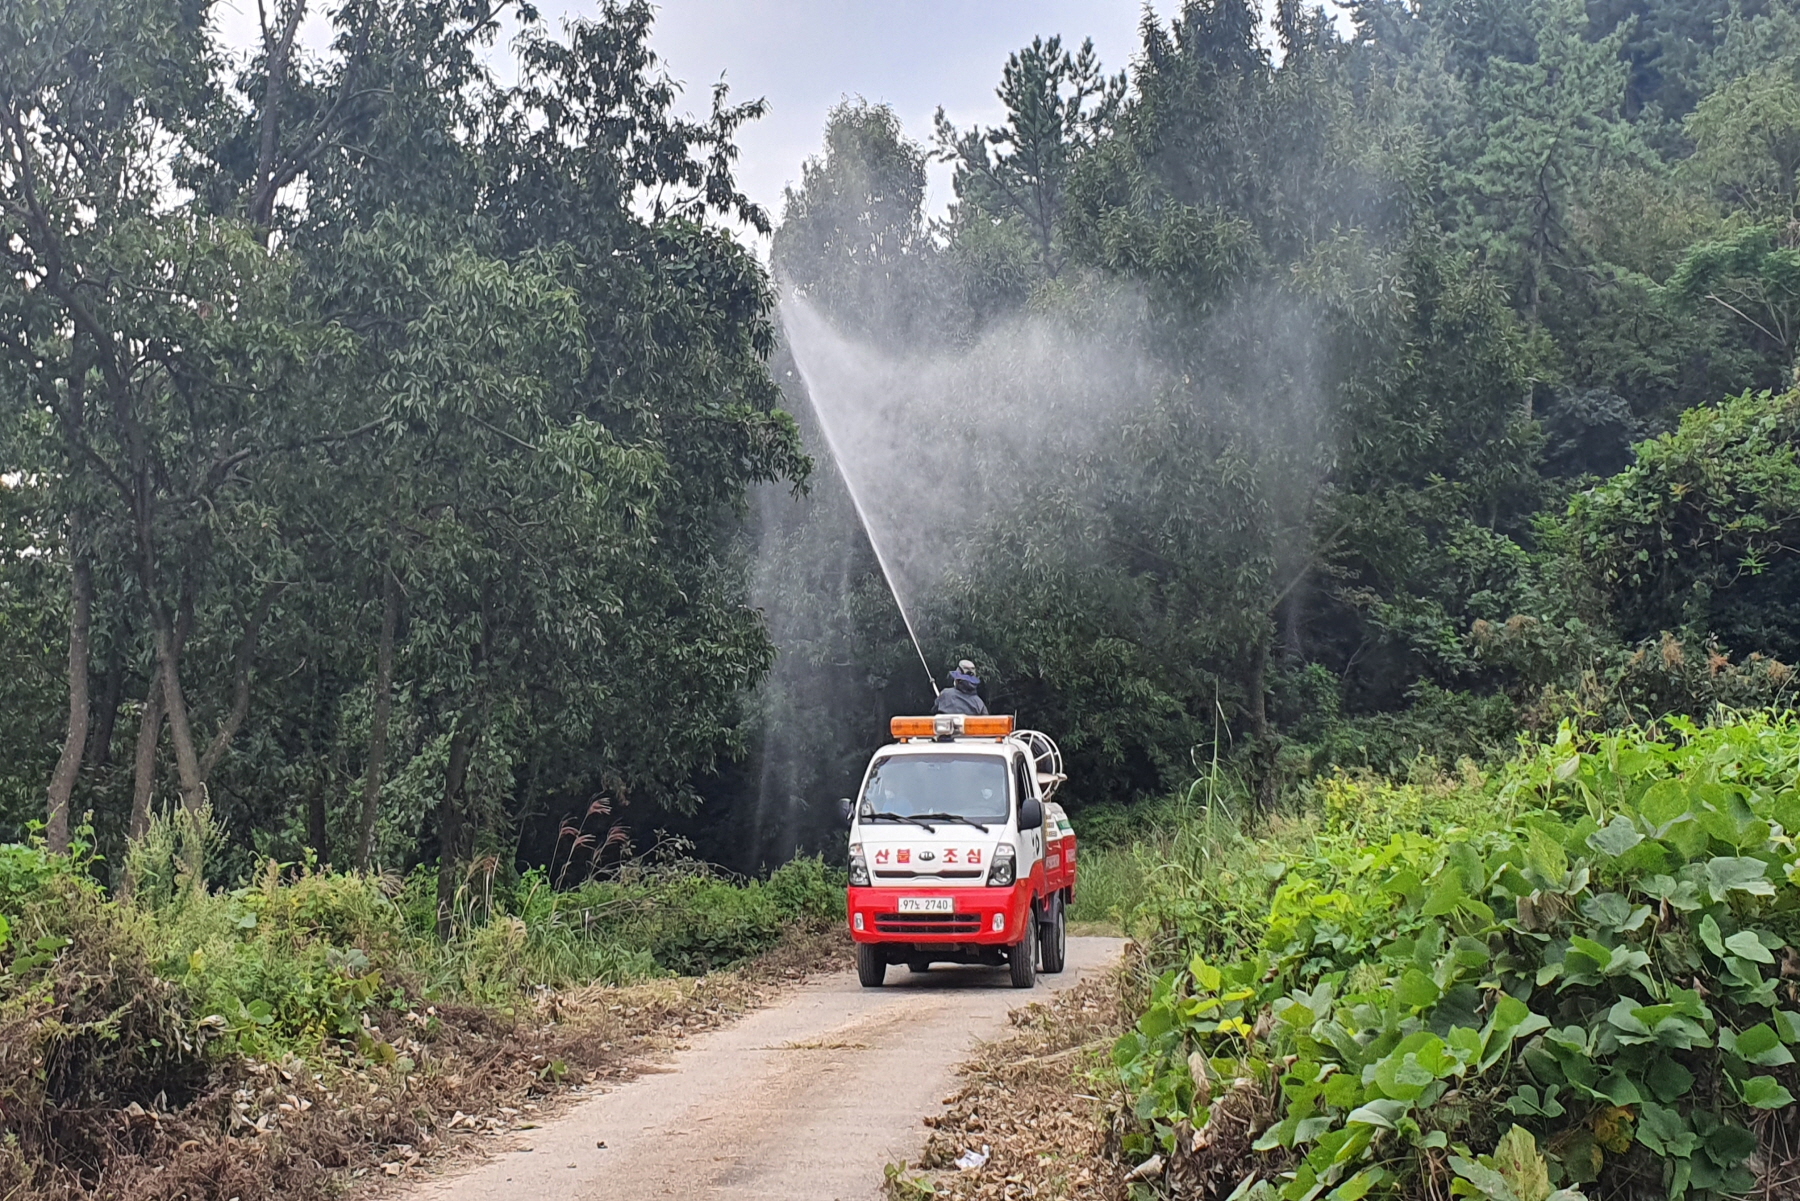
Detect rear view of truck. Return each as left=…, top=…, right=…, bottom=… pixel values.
left=843, top=715, right=1072, bottom=988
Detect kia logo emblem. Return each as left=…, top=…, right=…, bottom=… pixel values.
left=918, top=850, right=936, bottom=861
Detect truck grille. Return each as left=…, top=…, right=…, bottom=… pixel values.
left=874, top=912, right=983, bottom=935
left=872, top=869, right=983, bottom=880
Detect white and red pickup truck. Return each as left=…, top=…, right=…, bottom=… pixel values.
left=840, top=714, right=1076, bottom=988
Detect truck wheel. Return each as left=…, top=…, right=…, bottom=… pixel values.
left=856, top=942, right=887, bottom=988
left=1040, top=895, right=1067, bottom=974
left=1008, top=909, right=1038, bottom=989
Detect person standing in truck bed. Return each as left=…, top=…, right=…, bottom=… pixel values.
left=932, top=659, right=988, bottom=715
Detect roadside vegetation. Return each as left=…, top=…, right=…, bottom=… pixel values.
left=0, top=823, right=843, bottom=1199
left=906, top=712, right=1800, bottom=1200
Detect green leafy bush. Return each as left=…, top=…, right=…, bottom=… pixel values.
left=564, top=856, right=845, bottom=976
left=149, top=869, right=402, bottom=1058
left=1113, top=714, right=1800, bottom=1200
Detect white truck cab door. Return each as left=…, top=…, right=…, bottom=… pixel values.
left=1014, top=754, right=1043, bottom=866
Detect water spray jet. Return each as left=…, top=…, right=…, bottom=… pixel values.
left=781, top=296, right=939, bottom=704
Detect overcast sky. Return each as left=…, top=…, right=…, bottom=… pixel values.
left=636, top=1, right=1172, bottom=226
left=211, top=1, right=1174, bottom=237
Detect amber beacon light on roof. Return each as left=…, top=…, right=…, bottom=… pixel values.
left=889, top=714, right=1017, bottom=739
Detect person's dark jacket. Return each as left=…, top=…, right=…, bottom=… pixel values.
left=932, top=686, right=988, bottom=715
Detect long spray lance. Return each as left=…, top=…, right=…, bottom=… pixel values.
left=904, top=627, right=937, bottom=705
left=778, top=293, right=941, bottom=706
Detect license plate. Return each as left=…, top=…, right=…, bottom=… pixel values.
left=898, top=896, right=954, bottom=913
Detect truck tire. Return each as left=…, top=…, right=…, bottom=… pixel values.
left=1008, top=908, right=1038, bottom=989
left=856, top=942, right=887, bottom=988
left=1040, top=894, right=1067, bottom=974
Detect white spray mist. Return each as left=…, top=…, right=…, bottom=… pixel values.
left=777, top=288, right=1162, bottom=680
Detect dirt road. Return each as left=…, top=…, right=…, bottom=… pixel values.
left=410, top=935, right=1123, bottom=1201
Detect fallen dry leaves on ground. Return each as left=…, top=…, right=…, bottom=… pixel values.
left=901, top=964, right=1136, bottom=1201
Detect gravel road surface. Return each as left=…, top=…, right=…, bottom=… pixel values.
left=410, top=934, right=1124, bottom=1201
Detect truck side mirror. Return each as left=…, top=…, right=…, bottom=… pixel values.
left=836, top=797, right=855, bottom=825
left=1018, top=797, right=1043, bottom=829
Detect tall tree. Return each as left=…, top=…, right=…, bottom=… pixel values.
left=935, top=35, right=1125, bottom=280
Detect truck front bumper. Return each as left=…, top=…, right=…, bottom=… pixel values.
left=846, top=882, right=1034, bottom=946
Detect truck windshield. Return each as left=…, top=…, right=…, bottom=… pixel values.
left=861, top=754, right=1011, bottom=823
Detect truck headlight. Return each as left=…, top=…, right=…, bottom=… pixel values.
left=849, top=843, right=870, bottom=886
left=987, top=843, right=1016, bottom=887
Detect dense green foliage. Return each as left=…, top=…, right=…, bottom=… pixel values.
left=763, top=0, right=1800, bottom=837
left=1108, top=714, right=1800, bottom=1199
left=0, top=0, right=804, bottom=895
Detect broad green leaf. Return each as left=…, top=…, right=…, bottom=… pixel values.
left=1139, top=1003, right=1175, bottom=1039
left=1607, top=999, right=1650, bottom=1037
left=1190, top=956, right=1223, bottom=992
left=1396, top=968, right=1441, bottom=1008
left=1328, top=1169, right=1380, bottom=1200
left=1643, top=874, right=1702, bottom=911
left=1637, top=780, right=1694, bottom=830
left=1586, top=817, right=1643, bottom=857
left=1705, top=857, right=1774, bottom=900
left=1569, top=935, right=1613, bottom=965
left=1594, top=1071, right=1642, bottom=1105
left=1423, top=874, right=1470, bottom=919
left=1705, top=1121, right=1758, bottom=1163
left=1729, top=1023, right=1793, bottom=1066
left=1523, top=828, right=1568, bottom=886
left=1647, top=1056, right=1695, bottom=1102
left=1741, top=1075, right=1796, bottom=1108
left=1606, top=944, right=1651, bottom=974
left=1449, top=1155, right=1524, bottom=1201
left=1724, top=929, right=1774, bottom=964
left=1345, top=1097, right=1409, bottom=1129
left=1651, top=1015, right=1710, bottom=1050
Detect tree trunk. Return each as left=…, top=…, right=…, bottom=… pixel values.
left=306, top=762, right=329, bottom=865
left=129, top=672, right=166, bottom=841
left=118, top=669, right=167, bottom=900
left=129, top=593, right=190, bottom=843
left=154, top=619, right=206, bottom=812
left=46, top=549, right=92, bottom=854
left=197, top=582, right=283, bottom=781
left=88, top=639, right=125, bottom=768
left=435, top=721, right=478, bottom=940
left=249, top=0, right=309, bottom=229
left=357, top=568, right=400, bottom=870
left=1280, top=577, right=1306, bottom=666
left=1244, top=638, right=1278, bottom=811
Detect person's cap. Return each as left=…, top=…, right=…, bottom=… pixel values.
left=951, top=659, right=981, bottom=686
left=957, top=659, right=976, bottom=675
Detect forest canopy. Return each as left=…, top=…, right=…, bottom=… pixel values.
left=762, top=0, right=1800, bottom=834
left=0, top=0, right=804, bottom=911
left=9, top=0, right=1800, bottom=888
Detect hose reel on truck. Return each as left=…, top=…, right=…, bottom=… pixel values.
left=1014, top=729, right=1064, bottom=803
